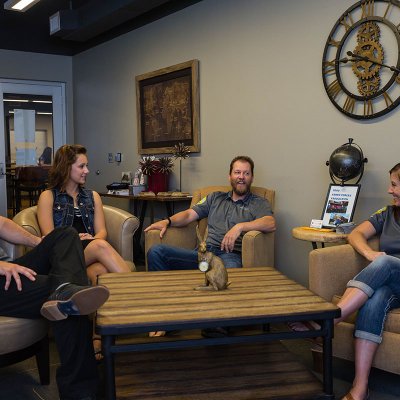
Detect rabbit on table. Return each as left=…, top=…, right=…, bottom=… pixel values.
left=195, top=226, right=230, bottom=291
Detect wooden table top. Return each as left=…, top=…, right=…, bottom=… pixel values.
left=292, top=226, right=348, bottom=243
left=96, top=267, right=339, bottom=335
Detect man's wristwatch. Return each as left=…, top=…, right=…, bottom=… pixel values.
left=166, top=217, right=172, bottom=227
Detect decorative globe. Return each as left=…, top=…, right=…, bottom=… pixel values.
left=326, top=138, right=368, bottom=184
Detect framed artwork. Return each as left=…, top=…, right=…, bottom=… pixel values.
left=321, top=184, right=361, bottom=228
left=136, top=59, right=200, bottom=155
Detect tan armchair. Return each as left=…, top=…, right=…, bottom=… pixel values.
left=145, top=185, right=275, bottom=270
left=309, top=238, right=400, bottom=375
left=13, top=204, right=139, bottom=271
left=0, top=238, right=49, bottom=384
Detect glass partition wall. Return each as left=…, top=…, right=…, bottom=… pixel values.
left=3, top=94, right=54, bottom=217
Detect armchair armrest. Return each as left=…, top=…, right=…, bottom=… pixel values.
left=13, top=207, right=41, bottom=237
left=242, top=231, right=274, bottom=267
left=102, top=205, right=139, bottom=263
left=309, top=244, right=370, bottom=301
left=0, top=238, right=25, bottom=260
left=144, top=222, right=198, bottom=270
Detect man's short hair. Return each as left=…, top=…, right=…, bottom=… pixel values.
left=229, top=156, right=254, bottom=175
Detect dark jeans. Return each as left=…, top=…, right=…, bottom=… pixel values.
left=147, top=244, right=242, bottom=271
left=0, top=227, right=98, bottom=400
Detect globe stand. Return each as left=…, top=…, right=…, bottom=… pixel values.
left=326, top=138, right=368, bottom=185
left=321, top=138, right=367, bottom=228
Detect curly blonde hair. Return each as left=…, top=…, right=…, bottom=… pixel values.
left=48, top=144, right=87, bottom=191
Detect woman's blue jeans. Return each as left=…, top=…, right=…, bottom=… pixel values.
left=147, top=244, right=242, bottom=271
left=347, top=255, right=400, bottom=343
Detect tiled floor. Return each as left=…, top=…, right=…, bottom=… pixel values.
left=1, top=335, right=400, bottom=400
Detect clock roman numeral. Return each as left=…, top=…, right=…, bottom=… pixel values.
left=364, top=99, right=373, bottom=116
left=383, top=92, right=393, bottom=107
left=361, top=0, right=374, bottom=18
left=343, top=96, right=355, bottom=113
left=340, top=13, right=354, bottom=31
left=383, top=2, right=392, bottom=19
left=328, top=38, right=341, bottom=48
left=327, top=80, right=342, bottom=99
left=323, top=60, right=336, bottom=75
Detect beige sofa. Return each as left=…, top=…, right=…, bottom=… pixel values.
left=145, top=185, right=275, bottom=270
left=309, top=238, right=400, bottom=375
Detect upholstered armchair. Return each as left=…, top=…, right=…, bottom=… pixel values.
left=145, top=185, right=275, bottom=270
left=13, top=204, right=139, bottom=271
left=309, top=237, right=400, bottom=375
left=0, top=238, right=49, bottom=384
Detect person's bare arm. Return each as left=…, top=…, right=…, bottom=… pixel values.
left=348, top=220, right=384, bottom=261
left=144, top=208, right=199, bottom=238
left=90, top=191, right=107, bottom=240
left=0, top=216, right=41, bottom=248
left=37, top=190, right=56, bottom=236
left=221, top=215, right=276, bottom=252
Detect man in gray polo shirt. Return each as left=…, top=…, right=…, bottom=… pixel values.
left=145, top=155, right=276, bottom=270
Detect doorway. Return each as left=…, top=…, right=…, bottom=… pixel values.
left=0, top=80, right=66, bottom=217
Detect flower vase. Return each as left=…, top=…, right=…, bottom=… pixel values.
left=147, top=172, right=169, bottom=194
left=179, top=159, right=182, bottom=192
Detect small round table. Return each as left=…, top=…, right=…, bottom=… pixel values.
left=292, top=226, right=348, bottom=250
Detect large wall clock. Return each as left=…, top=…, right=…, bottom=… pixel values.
left=322, top=0, right=400, bottom=119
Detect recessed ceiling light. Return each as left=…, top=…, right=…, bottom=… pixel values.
left=3, top=99, right=29, bottom=102
left=4, top=0, right=41, bottom=12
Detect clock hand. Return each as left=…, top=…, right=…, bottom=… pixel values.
left=346, top=51, right=400, bottom=74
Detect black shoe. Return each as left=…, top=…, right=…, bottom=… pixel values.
left=201, top=327, right=229, bottom=338
left=41, top=283, right=109, bottom=321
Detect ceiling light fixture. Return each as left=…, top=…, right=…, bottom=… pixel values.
left=4, top=0, right=41, bottom=12
left=3, top=99, right=29, bottom=102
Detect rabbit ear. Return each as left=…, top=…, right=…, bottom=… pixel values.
left=196, top=225, right=203, bottom=242
left=204, top=226, right=209, bottom=241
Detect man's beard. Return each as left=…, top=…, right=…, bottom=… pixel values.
left=231, top=179, right=251, bottom=196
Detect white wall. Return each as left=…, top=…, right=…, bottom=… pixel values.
left=72, top=0, right=399, bottom=285
left=0, top=49, right=74, bottom=142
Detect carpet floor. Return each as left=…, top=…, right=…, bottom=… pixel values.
left=1, top=331, right=400, bottom=400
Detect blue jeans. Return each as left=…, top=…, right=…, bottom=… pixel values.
left=347, top=255, right=400, bottom=344
left=147, top=244, right=242, bottom=271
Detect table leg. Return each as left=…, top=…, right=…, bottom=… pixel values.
left=133, top=200, right=147, bottom=263
left=321, top=319, right=335, bottom=399
left=103, top=335, right=116, bottom=400
left=165, top=202, right=173, bottom=216
left=311, top=241, right=325, bottom=250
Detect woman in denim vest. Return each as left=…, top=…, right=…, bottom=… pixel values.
left=37, top=144, right=131, bottom=360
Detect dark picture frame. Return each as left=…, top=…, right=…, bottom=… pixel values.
left=321, top=184, right=361, bottom=228
left=136, top=59, right=200, bottom=154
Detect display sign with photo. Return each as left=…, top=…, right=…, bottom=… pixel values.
left=321, top=184, right=361, bottom=228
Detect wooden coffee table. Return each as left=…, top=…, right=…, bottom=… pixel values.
left=96, top=267, right=340, bottom=400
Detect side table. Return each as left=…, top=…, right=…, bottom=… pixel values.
left=292, top=226, right=348, bottom=250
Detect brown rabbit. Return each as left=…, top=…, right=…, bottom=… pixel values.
left=195, top=226, right=230, bottom=291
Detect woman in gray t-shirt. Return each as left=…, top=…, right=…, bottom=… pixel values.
left=328, top=163, right=400, bottom=400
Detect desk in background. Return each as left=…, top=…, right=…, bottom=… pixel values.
left=99, top=192, right=192, bottom=261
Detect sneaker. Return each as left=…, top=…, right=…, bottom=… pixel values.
left=40, top=283, right=109, bottom=321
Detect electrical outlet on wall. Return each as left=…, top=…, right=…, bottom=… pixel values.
left=115, top=153, right=122, bottom=163
left=108, top=153, right=114, bottom=163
